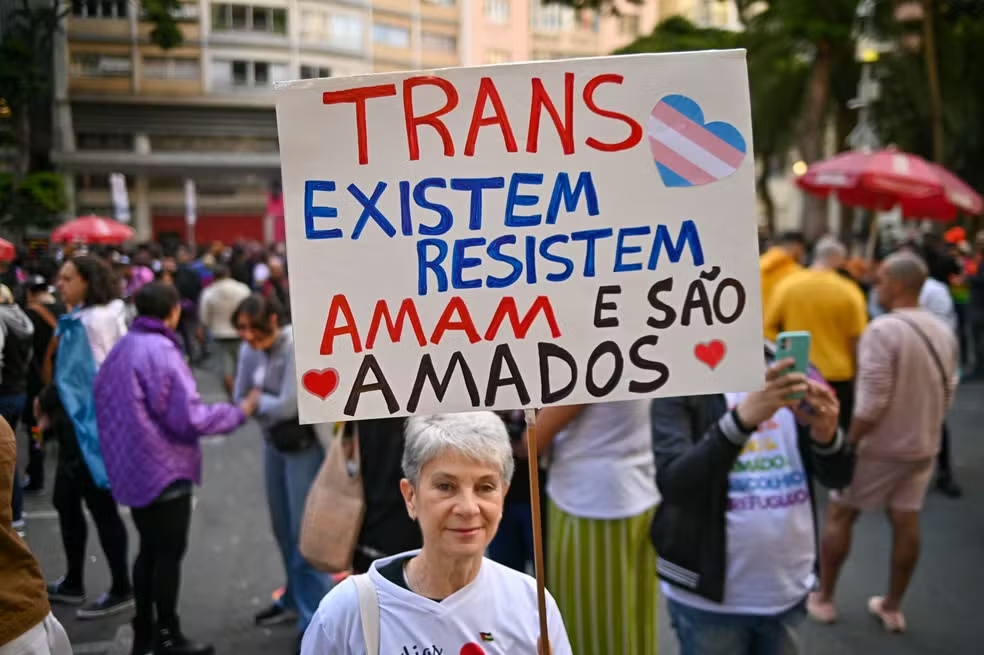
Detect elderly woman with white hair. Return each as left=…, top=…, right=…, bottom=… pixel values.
left=301, top=412, right=572, bottom=655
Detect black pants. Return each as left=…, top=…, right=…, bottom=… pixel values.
left=938, top=422, right=956, bottom=480
left=52, top=459, right=131, bottom=594
left=828, top=379, right=855, bottom=432
left=21, top=395, right=45, bottom=489
left=972, top=316, right=984, bottom=375
left=131, top=493, right=192, bottom=631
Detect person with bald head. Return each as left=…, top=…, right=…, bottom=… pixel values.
left=808, top=251, right=958, bottom=634
left=765, top=236, right=869, bottom=430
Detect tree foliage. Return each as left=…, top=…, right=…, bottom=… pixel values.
left=617, top=1, right=984, bottom=237
left=142, top=0, right=184, bottom=50
left=0, top=172, right=67, bottom=230
left=878, top=1, right=984, bottom=194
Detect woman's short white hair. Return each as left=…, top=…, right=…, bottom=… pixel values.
left=403, top=412, right=515, bottom=486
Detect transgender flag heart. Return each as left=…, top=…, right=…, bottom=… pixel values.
left=648, top=94, right=747, bottom=188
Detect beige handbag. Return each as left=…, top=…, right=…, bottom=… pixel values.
left=299, top=423, right=365, bottom=573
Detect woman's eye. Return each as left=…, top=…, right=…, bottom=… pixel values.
left=480, top=484, right=497, bottom=493
left=436, top=482, right=453, bottom=492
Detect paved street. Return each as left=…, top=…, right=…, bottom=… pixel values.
left=18, top=367, right=984, bottom=655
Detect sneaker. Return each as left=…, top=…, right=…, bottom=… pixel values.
left=47, top=577, right=86, bottom=605
left=253, top=601, right=297, bottom=627
left=21, top=476, right=45, bottom=494
left=936, top=476, right=963, bottom=498
left=11, top=519, right=25, bottom=538
left=156, top=627, right=214, bottom=655
left=806, top=591, right=837, bottom=624
left=131, top=620, right=156, bottom=655
left=76, top=591, right=135, bottom=619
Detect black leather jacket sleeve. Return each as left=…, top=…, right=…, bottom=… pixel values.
left=650, top=396, right=751, bottom=511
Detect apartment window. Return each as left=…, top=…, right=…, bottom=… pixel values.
left=300, top=10, right=362, bottom=49
left=372, top=23, right=410, bottom=48
left=331, top=14, right=363, bottom=49
left=531, top=2, right=575, bottom=33
left=76, top=133, right=134, bottom=151
left=72, top=0, right=127, bottom=19
left=212, top=58, right=289, bottom=88
left=143, top=57, right=200, bottom=80
left=618, top=14, right=640, bottom=36
left=300, top=65, right=331, bottom=79
left=139, top=2, right=199, bottom=21
left=486, top=49, right=510, bottom=64
left=211, top=4, right=287, bottom=35
left=70, top=53, right=132, bottom=77
left=422, top=32, right=456, bottom=53
left=484, top=0, right=508, bottom=23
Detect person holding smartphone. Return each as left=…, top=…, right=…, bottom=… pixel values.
left=650, top=343, right=854, bottom=655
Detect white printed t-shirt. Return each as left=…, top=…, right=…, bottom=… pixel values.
left=547, top=401, right=660, bottom=520
left=663, top=392, right=816, bottom=615
left=303, top=551, right=573, bottom=655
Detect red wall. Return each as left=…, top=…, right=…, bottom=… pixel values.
left=153, top=215, right=264, bottom=245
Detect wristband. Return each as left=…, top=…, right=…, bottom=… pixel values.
left=731, top=407, right=755, bottom=435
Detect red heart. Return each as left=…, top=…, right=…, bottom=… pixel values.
left=460, top=645, right=486, bottom=655
left=302, top=368, right=339, bottom=400
left=694, top=340, right=727, bottom=369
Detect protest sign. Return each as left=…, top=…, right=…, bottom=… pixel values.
left=275, top=51, right=765, bottom=424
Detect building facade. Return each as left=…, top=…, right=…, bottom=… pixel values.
left=52, top=0, right=744, bottom=245
left=464, top=0, right=661, bottom=66
left=53, top=0, right=461, bottom=243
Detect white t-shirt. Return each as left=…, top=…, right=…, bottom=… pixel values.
left=546, top=401, right=660, bottom=520
left=302, top=551, right=572, bottom=655
left=919, top=278, right=957, bottom=333
left=78, top=300, right=128, bottom=367
left=663, top=392, right=816, bottom=615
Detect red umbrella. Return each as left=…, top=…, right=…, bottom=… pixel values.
left=0, top=238, right=14, bottom=262
left=51, top=215, right=135, bottom=245
left=796, top=148, right=983, bottom=221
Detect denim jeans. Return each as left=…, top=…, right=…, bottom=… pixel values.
left=1, top=394, right=26, bottom=523
left=263, top=440, right=332, bottom=634
left=668, top=597, right=807, bottom=655
left=487, top=502, right=533, bottom=573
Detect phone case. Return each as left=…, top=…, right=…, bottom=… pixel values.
left=775, top=331, right=811, bottom=399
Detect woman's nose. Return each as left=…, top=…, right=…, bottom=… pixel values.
left=454, top=491, right=480, bottom=515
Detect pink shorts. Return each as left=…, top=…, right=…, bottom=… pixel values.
left=830, top=456, right=935, bottom=512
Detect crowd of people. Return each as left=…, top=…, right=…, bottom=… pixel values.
left=0, top=223, right=977, bottom=655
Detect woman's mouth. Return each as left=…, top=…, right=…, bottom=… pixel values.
left=450, top=528, right=481, bottom=537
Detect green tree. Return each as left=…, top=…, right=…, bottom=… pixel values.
left=142, top=0, right=184, bottom=50
left=0, top=172, right=68, bottom=233
left=878, top=0, right=984, bottom=194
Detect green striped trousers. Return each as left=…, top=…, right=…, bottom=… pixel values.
left=546, top=499, right=658, bottom=655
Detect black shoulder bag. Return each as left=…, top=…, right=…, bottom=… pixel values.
left=262, top=351, right=316, bottom=453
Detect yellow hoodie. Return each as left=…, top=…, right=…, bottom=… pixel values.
left=759, top=247, right=802, bottom=315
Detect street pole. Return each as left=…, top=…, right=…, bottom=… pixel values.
left=847, top=0, right=885, bottom=259
left=848, top=0, right=881, bottom=153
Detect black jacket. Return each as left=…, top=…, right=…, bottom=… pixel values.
left=649, top=355, right=855, bottom=603
left=353, top=419, right=421, bottom=571
left=0, top=304, right=34, bottom=396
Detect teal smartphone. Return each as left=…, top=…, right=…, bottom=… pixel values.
left=774, top=331, right=811, bottom=400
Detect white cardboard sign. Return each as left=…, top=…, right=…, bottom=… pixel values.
left=275, top=51, right=765, bottom=423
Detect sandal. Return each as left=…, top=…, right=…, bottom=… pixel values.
left=807, top=592, right=837, bottom=624
left=868, top=596, right=906, bottom=633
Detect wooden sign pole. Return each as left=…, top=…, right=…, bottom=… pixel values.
left=525, top=408, right=550, bottom=655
